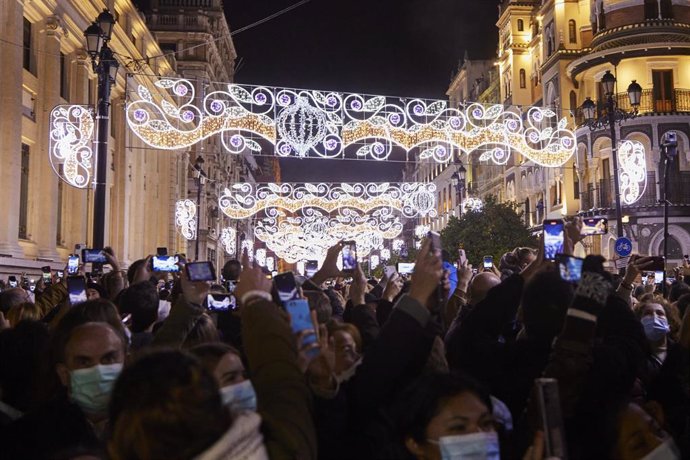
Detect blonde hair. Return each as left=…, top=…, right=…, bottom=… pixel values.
left=7, top=302, right=42, bottom=327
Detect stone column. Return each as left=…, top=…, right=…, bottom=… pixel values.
left=34, top=15, right=63, bottom=260
left=0, top=0, right=26, bottom=257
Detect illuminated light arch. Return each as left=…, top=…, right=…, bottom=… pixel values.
left=175, top=199, right=197, bottom=240
left=125, top=77, right=576, bottom=167
left=49, top=105, right=95, bottom=188
left=219, top=182, right=437, bottom=220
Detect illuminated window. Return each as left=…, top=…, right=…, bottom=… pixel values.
left=517, top=19, right=524, bottom=31
left=568, top=20, right=577, bottom=44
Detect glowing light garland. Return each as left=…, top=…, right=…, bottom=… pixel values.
left=618, top=140, right=647, bottom=206
left=266, top=257, right=275, bottom=272
left=392, top=239, right=404, bottom=252
left=462, top=197, right=484, bottom=213
left=370, top=254, right=380, bottom=269
left=220, top=227, right=237, bottom=255
left=241, top=240, right=254, bottom=260
left=381, top=249, right=391, bottom=261
left=49, top=105, right=95, bottom=188
left=175, top=200, right=197, bottom=240
left=219, top=182, right=437, bottom=219
left=126, top=78, right=576, bottom=167
left=255, top=248, right=267, bottom=267
left=415, top=225, right=430, bottom=239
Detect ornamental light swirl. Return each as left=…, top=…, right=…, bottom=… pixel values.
left=220, top=227, right=237, bottom=255
left=618, top=140, right=647, bottom=206
left=175, top=200, right=197, bottom=240
left=126, top=78, right=576, bottom=167
left=219, top=182, right=437, bottom=219
left=49, top=105, right=95, bottom=188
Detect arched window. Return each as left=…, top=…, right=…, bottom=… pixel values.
left=661, top=0, right=674, bottom=18
left=569, top=90, right=577, bottom=113
left=517, top=19, right=524, bottom=31
left=568, top=20, right=577, bottom=43
left=645, top=0, right=658, bottom=19
left=519, top=69, right=526, bottom=89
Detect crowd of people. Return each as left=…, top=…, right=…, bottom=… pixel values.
left=0, top=219, right=689, bottom=460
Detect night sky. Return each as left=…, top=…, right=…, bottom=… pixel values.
left=222, top=0, right=500, bottom=182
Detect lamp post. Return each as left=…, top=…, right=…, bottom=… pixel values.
left=660, top=131, right=678, bottom=292
left=450, top=161, right=467, bottom=213
left=84, top=10, right=118, bottom=250
left=580, top=70, right=642, bottom=241
left=193, top=155, right=206, bottom=261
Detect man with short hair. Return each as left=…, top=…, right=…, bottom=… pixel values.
left=118, top=281, right=160, bottom=350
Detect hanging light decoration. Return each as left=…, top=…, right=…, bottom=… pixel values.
left=175, top=199, right=197, bottom=240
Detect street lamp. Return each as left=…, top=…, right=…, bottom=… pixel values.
left=84, top=9, right=119, bottom=249
left=193, top=155, right=206, bottom=261
left=450, top=161, right=467, bottom=211
left=580, top=70, right=641, bottom=240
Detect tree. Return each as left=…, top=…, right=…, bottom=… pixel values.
left=440, top=195, right=537, bottom=267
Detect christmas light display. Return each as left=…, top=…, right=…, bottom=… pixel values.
left=241, top=239, right=254, bottom=260
left=49, top=105, right=95, bottom=188
left=219, top=182, right=437, bottom=219
left=175, top=199, right=197, bottom=240
left=415, top=225, right=430, bottom=239
left=126, top=78, right=576, bottom=167
left=370, top=254, right=380, bottom=269
left=266, top=257, right=275, bottom=272
left=618, top=140, right=647, bottom=206
left=220, top=227, right=237, bottom=255
left=381, top=248, right=391, bottom=261
left=392, top=239, right=404, bottom=252
left=462, top=197, right=484, bottom=213
left=255, top=248, right=267, bottom=267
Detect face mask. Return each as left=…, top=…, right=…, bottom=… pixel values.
left=70, top=363, right=123, bottom=415
left=220, top=379, right=257, bottom=414
left=641, top=316, right=669, bottom=342
left=428, top=431, right=500, bottom=460
left=641, top=438, right=680, bottom=460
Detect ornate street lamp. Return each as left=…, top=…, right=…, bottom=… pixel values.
left=193, top=155, right=206, bottom=261
left=84, top=9, right=119, bottom=249
left=450, top=161, right=467, bottom=212
left=580, top=70, right=641, bottom=242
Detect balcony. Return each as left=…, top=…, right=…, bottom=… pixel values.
left=590, top=19, right=690, bottom=52
left=614, top=88, right=690, bottom=114
left=580, top=172, right=690, bottom=211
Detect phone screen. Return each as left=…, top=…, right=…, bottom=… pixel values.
left=273, top=272, right=300, bottom=304
left=206, top=293, right=236, bottom=312
left=56, top=270, right=64, bottom=279
left=151, top=255, right=180, bottom=272
left=341, top=242, right=358, bottom=272
left=543, top=220, right=565, bottom=261
left=82, top=249, right=107, bottom=264
left=458, top=249, right=467, bottom=266
left=67, top=255, right=80, bottom=275
left=427, top=231, right=442, bottom=253
left=654, top=271, right=664, bottom=284
left=305, top=260, right=318, bottom=277
left=186, top=262, right=216, bottom=282
left=581, top=217, right=608, bottom=236
left=397, top=262, right=415, bottom=275
left=67, top=276, right=87, bottom=305
left=385, top=265, right=396, bottom=278
left=42, top=272, right=52, bottom=284
left=556, top=254, right=584, bottom=283
left=483, top=256, right=493, bottom=269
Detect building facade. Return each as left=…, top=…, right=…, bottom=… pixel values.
left=421, top=0, right=690, bottom=266
left=0, top=0, right=245, bottom=278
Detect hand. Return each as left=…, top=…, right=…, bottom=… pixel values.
left=349, top=264, right=367, bottom=306
left=382, top=273, right=403, bottom=302
left=457, top=260, right=473, bottom=292
left=296, top=330, right=321, bottom=373
left=104, top=247, right=120, bottom=272
left=522, top=430, right=545, bottom=460
left=179, top=267, right=209, bottom=306
left=234, top=250, right=272, bottom=303
left=310, top=242, right=345, bottom=285
left=409, top=239, right=443, bottom=308
left=623, top=255, right=655, bottom=285
left=132, top=256, right=154, bottom=285
left=521, top=236, right=548, bottom=282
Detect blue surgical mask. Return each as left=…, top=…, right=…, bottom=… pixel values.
left=220, top=379, right=257, bottom=414
left=70, top=363, right=123, bottom=415
left=428, top=431, right=500, bottom=460
left=641, top=316, right=669, bottom=342
left=641, top=438, right=680, bottom=460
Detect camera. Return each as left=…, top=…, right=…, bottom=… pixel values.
left=661, top=131, right=678, bottom=158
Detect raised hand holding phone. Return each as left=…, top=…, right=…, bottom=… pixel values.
left=409, top=238, right=443, bottom=308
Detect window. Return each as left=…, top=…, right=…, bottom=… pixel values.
left=517, top=19, right=524, bottom=31
left=519, top=69, right=526, bottom=89
left=652, top=70, right=674, bottom=112
left=569, top=91, right=577, bottom=113
left=23, top=18, right=33, bottom=73
left=60, top=53, right=69, bottom=100
left=568, top=20, right=577, bottom=44
left=660, top=0, right=673, bottom=18
left=19, top=144, right=30, bottom=239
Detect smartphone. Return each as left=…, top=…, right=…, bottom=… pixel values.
left=206, top=293, right=236, bottom=312
left=151, top=255, right=180, bottom=272
left=67, top=276, right=88, bottom=305
left=67, top=255, right=80, bottom=275
left=654, top=271, right=664, bottom=284
left=543, top=219, right=565, bottom=261
left=341, top=241, right=358, bottom=273
left=41, top=266, right=52, bottom=285
left=556, top=254, right=584, bottom=283
left=397, top=262, right=415, bottom=275
left=8, top=276, right=18, bottom=288
left=427, top=231, right=442, bottom=254
left=384, top=265, right=397, bottom=278
left=305, top=260, right=318, bottom=278
left=284, top=298, right=318, bottom=347
left=646, top=256, right=665, bottom=272
left=56, top=270, right=64, bottom=280
left=483, top=256, right=493, bottom=270
left=535, top=378, right=567, bottom=459
left=458, top=249, right=467, bottom=266
left=82, top=248, right=107, bottom=264
left=156, top=247, right=168, bottom=256
left=581, top=217, right=608, bottom=236
left=273, top=272, right=300, bottom=304
left=185, top=261, right=216, bottom=282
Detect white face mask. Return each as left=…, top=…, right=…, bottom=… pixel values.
left=219, top=379, right=257, bottom=414
left=428, top=431, right=500, bottom=460
left=641, top=438, right=680, bottom=460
